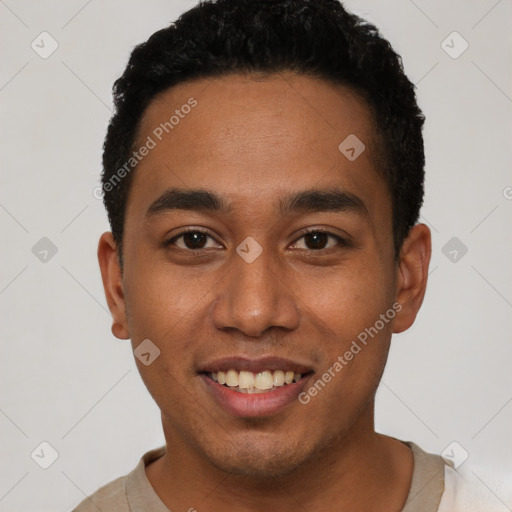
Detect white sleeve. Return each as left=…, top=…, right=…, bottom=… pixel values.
left=437, top=464, right=512, bottom=512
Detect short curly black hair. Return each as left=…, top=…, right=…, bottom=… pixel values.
left=101, top=0, right=425, bottom=261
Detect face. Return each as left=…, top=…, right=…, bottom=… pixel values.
left=99, top=72, right=430, bottom=478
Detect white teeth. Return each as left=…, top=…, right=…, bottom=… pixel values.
left=238, top=370, right=255, bottom=389
left=225, top=369, right=239, bottom=387
left=273, top=370, right=285, bottom=387
left=254, top=371, right=273, bottom=390
left=209, top=368, right=304, bottom=392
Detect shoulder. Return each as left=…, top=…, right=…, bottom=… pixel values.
left=402, top=441, right=446, bottom=511
left=71, top=474, right=128, bottom=511
left=438, top=463, right=512, bottom=512
left=71, top=446, right=166, bottom=512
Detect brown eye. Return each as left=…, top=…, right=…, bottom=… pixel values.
left=291, top=230, right=346, bottom=251
left=304, top=232, right=330, bottom=250
left=182, top=232, right=208, bottom=249
left=167, top=230, right=221, bottom=250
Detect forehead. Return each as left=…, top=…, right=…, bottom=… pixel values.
left=128, top=72, right=389, bottom=220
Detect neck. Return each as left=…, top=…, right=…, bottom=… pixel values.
left=146, top=402, right=413, bottom=511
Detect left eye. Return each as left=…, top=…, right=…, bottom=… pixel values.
left=291, top=231, right=345, bottom=250
left=168, top=230, right=221, bottom=250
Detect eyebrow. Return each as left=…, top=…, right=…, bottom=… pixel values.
left=146, top=187, right=368, bottom=219
left=279, top=188, right=367, bottom=217
left=146, top=188, right=231, bottom=216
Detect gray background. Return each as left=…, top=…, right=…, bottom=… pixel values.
left=1, top=0, right=511, bottom=510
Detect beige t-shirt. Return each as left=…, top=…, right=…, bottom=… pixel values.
left=72, top=441, right=446, bottom=511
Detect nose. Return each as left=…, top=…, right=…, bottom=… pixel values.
left=212, top=247, right=300, bottom=338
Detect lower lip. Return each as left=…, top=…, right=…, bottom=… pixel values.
left=200, top=374, right=312, bottom=418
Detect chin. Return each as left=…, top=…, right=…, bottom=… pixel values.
left=202, top=435, right=314, bottom=479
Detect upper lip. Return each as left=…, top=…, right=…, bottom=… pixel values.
left=198, top=356, right=314, bottom=374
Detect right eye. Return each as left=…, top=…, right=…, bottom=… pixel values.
left=165, top=229, right=223, bottom=250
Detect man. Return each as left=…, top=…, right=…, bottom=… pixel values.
left=73, top=0, right=476, bottom=510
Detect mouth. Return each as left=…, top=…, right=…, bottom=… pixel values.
left=198, top=356, right=314, bottom=417
left=206, top=369, right=304, bottom=393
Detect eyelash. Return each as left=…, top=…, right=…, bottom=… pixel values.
left=292, top=228, right=350, bottom=250
left=166, top=228, right=218, bottom=250
left=165, top=228, right=349, bottom=252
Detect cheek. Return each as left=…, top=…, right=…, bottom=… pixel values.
left=295, top=261, right=395, bottom=402
left=298, top=310, right=392, bottom=426
left=123, top=251, right=209, bottom=339
left=124, top=267, right=207, bottom=407
left=298, top=261, right=395, bottom=341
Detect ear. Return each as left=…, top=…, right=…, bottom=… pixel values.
left=97, top=232, right=130, bottom=340
left=393, top=224, right=431, bottom=334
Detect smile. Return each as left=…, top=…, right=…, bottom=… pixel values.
left=209, top=369, right=302, bottom=393
left=198, top=356, right=314, bottom=416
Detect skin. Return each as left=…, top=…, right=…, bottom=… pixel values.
left=98, top=71, right=431, bottom=511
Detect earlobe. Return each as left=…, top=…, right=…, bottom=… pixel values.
left=97, top=232, right=130, bottom=340
left=393, top=224, right=431, bottom=334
